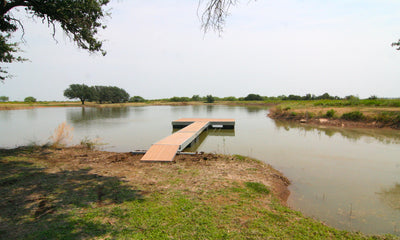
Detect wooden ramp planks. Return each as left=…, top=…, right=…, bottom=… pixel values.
left=140, top=145, right=179, bottom=162
left=141, top=118, right=235, bottom=162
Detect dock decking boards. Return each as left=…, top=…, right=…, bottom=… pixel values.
left=140, top=145, right=179, bottom=162
left=141, top=118, right=235, bottom=162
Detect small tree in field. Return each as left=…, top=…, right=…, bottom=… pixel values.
left=206, top=95, right=215, bottom=103
left=244, top=94, right=263, bottom=101
left=24, top=96, right=36, bottom=103
left=129, top=96, right=146, bottom=102
left=191, top=95, right=201, bottom=101
left=0, top=96, right=9, bottom=102
left=64, top=84, right=93, bottom=105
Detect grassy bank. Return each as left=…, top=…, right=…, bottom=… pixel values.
left=267, top=100, right=400, bottom=129
left=0, top=145, right=397, bottom=239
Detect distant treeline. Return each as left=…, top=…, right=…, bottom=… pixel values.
left=64, top=84, right=146, bottom=105
left=163, top=93, right=379, bottom=102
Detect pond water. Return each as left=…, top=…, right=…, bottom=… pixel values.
left=0, top=105, right=399, bottom=235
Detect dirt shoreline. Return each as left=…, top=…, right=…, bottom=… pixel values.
left=7, top=146, right=290, bottom=204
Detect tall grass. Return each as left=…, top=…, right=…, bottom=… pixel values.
left=50, top=122, right=74, bottom=147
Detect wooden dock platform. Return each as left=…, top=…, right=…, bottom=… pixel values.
left=141, top=118, right=235, bottom=162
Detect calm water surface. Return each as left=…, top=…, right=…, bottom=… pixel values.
left=0, top=105, right=399, bottom=235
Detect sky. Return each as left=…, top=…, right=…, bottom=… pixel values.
left=1, top=0, right=400, bottom=101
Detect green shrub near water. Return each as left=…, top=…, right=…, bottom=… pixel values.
left=169, top=96, right=190, bottom=102
left=222, top=96, right=237, bottom=101
left=341, top=111, right=365, bottom=121
left=375, top=112, right=400, bottom=125
left=205, top=95, right=215, bottom=103
left=325, top=109, right=336, bottom=118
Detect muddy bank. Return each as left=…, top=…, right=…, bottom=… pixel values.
left=2, top=146, right=290, bottom=204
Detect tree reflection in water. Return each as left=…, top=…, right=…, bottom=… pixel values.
left=377, top=183, right=400, bottom=210
left=67, top=107, right=129, bottom=123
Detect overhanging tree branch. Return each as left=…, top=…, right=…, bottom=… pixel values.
left=0, top=0, right=110, bottom=81
left=200, top=0, right=238, bottom=34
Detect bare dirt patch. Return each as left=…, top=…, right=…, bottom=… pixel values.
left=12, top=146, right=290, bottom=204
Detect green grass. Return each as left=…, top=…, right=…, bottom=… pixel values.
left=245, top=182, right=271, bottom=195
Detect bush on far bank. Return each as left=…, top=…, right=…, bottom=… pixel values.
left=129, top=96, right=146, bottom=102
left=24, top=96, right=37, bottom=103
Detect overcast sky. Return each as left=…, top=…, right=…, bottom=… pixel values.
left=1, top=0, right=400, bottom=101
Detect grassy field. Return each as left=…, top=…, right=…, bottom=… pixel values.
left=0, top=145, right=397, bottom=239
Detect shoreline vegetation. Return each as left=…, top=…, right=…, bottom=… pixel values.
left=0, top=144, right=397, bottom=239
left=1, top=98, right=400, bottom=130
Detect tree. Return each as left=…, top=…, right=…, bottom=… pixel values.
left=244, top=93, right=263, bottom=101
left=24, top=96, right=36, bottom=102
left=1, top=0, right=110, bottom=81
left=129, top=96, right=146, bottom=102
left=90, top=85, right=129, bottom=103
left=316, top=92, right=334, bottom=100
left=0, top=96, right=9, bottom=102
left=200, top=0, right=239, bottom=33
left=64, top=84, right=93, bottom=105
left=107, top=86, right=129, bottom=103
left=90, top=85, right=108, bottom=104
left=191, top=95, right=201, bottom=101
left=206, top=95, right=215, bottom=103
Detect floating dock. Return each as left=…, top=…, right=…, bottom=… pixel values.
left=141, top=118, right=235, bottom=162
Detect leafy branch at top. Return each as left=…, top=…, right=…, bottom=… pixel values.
left=0, top=0, right=110, bottom=81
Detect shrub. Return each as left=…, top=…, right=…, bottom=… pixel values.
left=0, top=96, right=9, bottom=102
left=129, top=96, right=146, bottom=102
left=341, top=111, right=365, bottom=121
left=375, top=112, right=400, bottom=124
left=222, top=96, right=237, bottom=101
left=50, top=122, right=73, bottom=147
left=169, top=96, right=190, bottom=102
left=325, top=109, right=336, bottom=118
left=305, top=111, right=314, bottom=118
left=24, top=96, right=37, bottom=103
left=191, top=95, right=201, bottom=101
left=368, top=95, right=378, bottom=100
left=80, top=137, right=103, bottom=150
left=205, top=95, right=215, bottom=103
left=244, top=94, right=263, bottom=101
